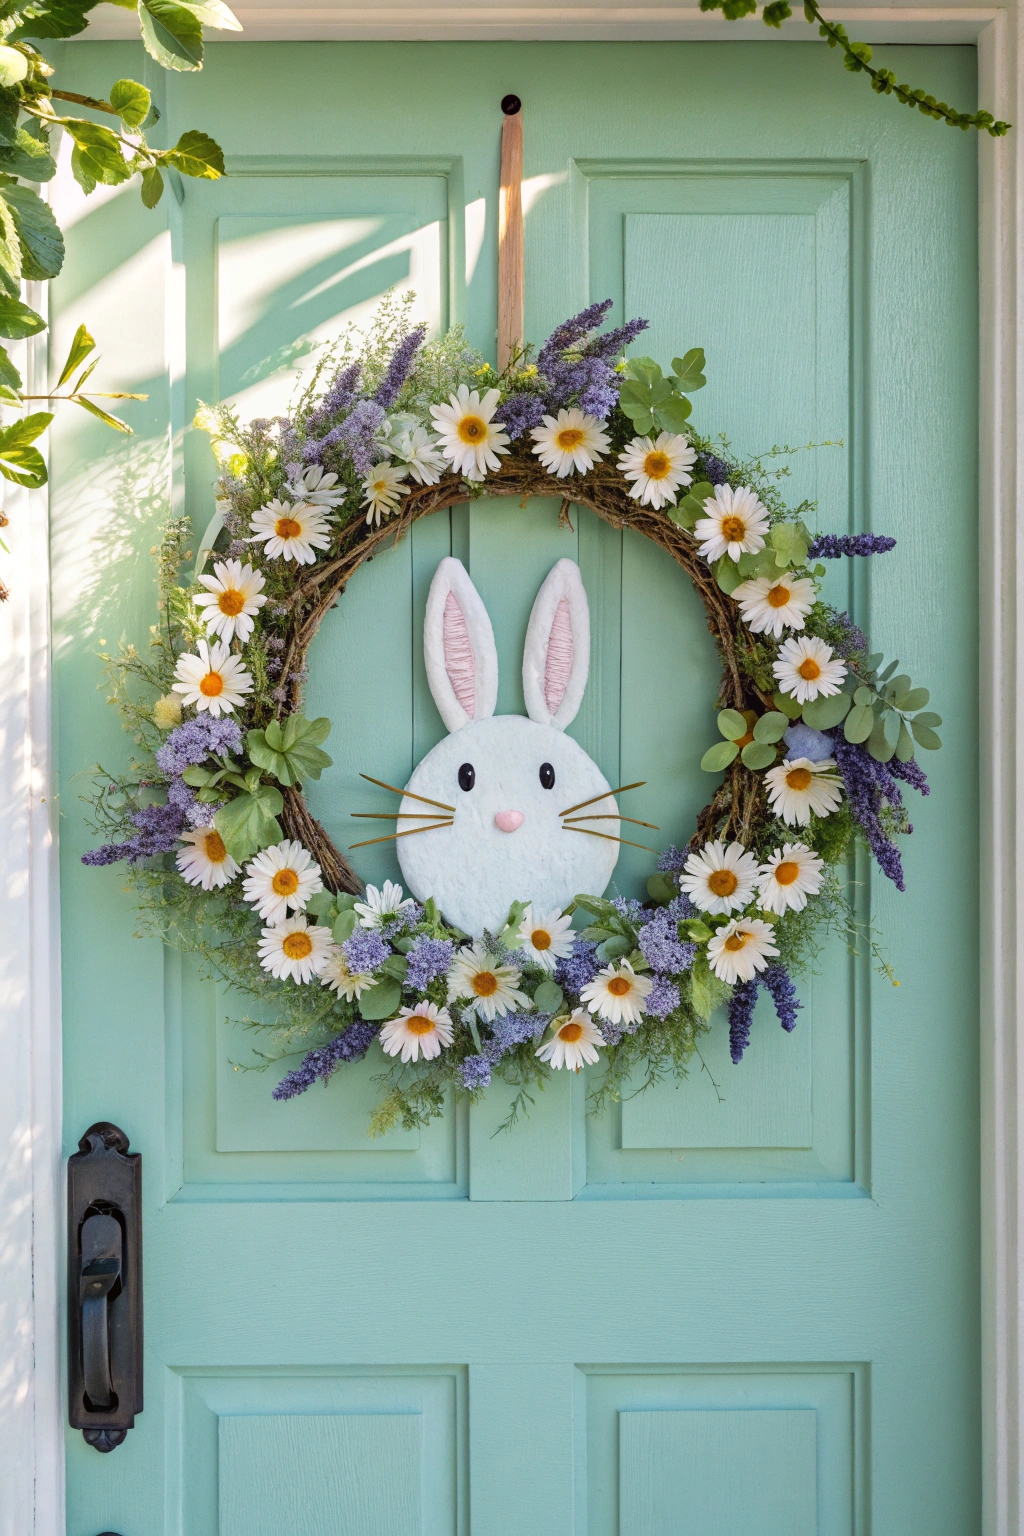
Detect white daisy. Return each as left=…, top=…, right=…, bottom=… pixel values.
left=758, top=841, right=825, bottom=915
left=379, top=1000, right=454, bottom=1064
left=616, top=431, right=696, bottom=509
left=535, top=1010, right=604, bottom=1071
left=679, top=838, right=760, bottom=916
left=284, top=464, right=346, bottom=510
left=242, top=839, right=324, bottom=924
left=320, top=952, right=377, bottom=1001
left=772, top=635, right=847, bottom=704
left=580, top=960, right=654, bottom=1027
left=393, top=425, right=446, bottom=486
left=764, top=757, right=844, bottom=827
left=193, top=558, right=268, bottom=643
left=429, top=385, right=510, bottom=480
left=731, top=572, right=816, bottom=639
left=353, top=880, right=417, bottom=930
left=447, top=942, right=531, bottom=1022
left=694, top=484, right=770, bottom=563
left=171, top=639, right=252, bottom=717
left=517, top=904, right=575, bottom=972
left=152, top=693, right=182, bottom=731
left=361, top=461, right=409, bottom=527
left=707, top=916, right=780, bottom=984
left=175, top=826, right=240, bottom=891
left=257, top=913, right=334, bottom=984
left=248, top=498, right=332, bottom=564
left=530, top=408, right=610, bottom=478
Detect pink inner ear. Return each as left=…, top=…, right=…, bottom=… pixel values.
left=443, top=590, right=476, bottom=717
left=544, top=596, right=574, bottom=716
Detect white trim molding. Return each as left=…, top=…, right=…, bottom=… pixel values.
left=7, top=9, right=1023, bottom=1534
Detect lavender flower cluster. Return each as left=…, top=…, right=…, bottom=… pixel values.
left=808, top=533, right=897, bottom=559
left=495, top=300, right=649, bottom=438
left=827, top=730, right=930, bottom=891
left=727, top=965, right=802, bottom=1064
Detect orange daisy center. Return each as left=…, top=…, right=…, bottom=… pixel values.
left=607, top=976, right=631, bottom=997
left=767, top=585, right=791, bottom=608
left=797, top=657, right=822, bottom=680
left=556, top=427, right=585, bottom=450
left=275, top=515, right=302, bottom=540
left=786, top=767, right=813, bottom=791
left=531, top=929, right=552, bottom=951
left=282, top=931, right=313, bottom=960
left=643, top=450, right=671, bottom=479
left=218, top=589, right=246, bottom=616
left=199, top=671, right=224, bottom=697
left=472, top=971, right=498, bottom=997
left=204, top=830, right=228, bottom=863
left=708, top=869, right=738, bottom=897
left=272, top=869, right=300, bottom=896
left=458, top=415, right=486, bottom=444
left=774, top=861, right=801, bottom=886
left=724, top=932, right=748, bottom=953
left=559, top=1021, right=584, bottom=1042
left=407, top=1015, right=436, bottom=1036
left=720, top=514, right=746, bottom=543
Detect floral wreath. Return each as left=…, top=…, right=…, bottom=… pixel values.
left=85, top=295, right=939, bottom=1134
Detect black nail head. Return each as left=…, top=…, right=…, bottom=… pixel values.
left=458, top=763, right=475, bottom=792
left=501, top=95, right=522, bottom=116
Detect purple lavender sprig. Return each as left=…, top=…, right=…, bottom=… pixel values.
left=808, top=533, right=897, bottom=559
left=272, top=1022, right=379, bottom=1099
left=534, top=300, right=649, bottom=420
left=373, top=324, right=427, bottom=410
left=760, top=965, right=802, bottom=1033
left=728, top=980, right=759, bottom=1063
left=81, top=801, right=187, bottom=866
left=828, top=730, right=908, bottom=890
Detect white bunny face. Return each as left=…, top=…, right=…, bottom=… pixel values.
left=396, top=557, right=620, bottom=935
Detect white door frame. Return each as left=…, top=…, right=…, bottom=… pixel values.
left=2, top=8, right=1020, bottom=1531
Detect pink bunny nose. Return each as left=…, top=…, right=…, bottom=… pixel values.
left=494, top=809, right=524, bottom=833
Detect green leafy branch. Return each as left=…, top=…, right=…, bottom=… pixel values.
left=619, top=348, right=706, bottom=436
left=700, top=0, right=1010, bottom=135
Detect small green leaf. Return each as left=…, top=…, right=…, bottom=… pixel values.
left=0, top=181, right=64, bottom=281
left=883, top=706, right=902, bottom=749
left=717, top=708, right=748, bottom=740
left=883, top=674, right=912, bottom=703
left=0, top=129, right=56, bottom=183
left=714, top=556, right=744, bottom=595
left=911, top=719, right=942, bottom=750
left=357, top=976, right=402, bottom=1021
left=623, top=356, right=662, bottom=387
left=0, top=295, right=44, bottom=340
left=773, top=689, right=804, bottom=721
left=0, top=343, right=21, bottom=392
left=332, top=909, right=358, bottom=944
left=912, top=711, right=942, bottom=728
left=56, top=322, right=95, bottom=387
left=164, top=128, right=225, bottom=180
left=866, top=713, right=896, bottom=762
left=753, top=711, right=789, bottom=744
left=0, top=410, right=51, bottom=487
left=654, top=393, right=692, bottom=433
left=597, top=935, right=631, bottom=961
left=647, top=872, right=676, bottom=905
left=533, top=980, right=564, bottom=1012
left=681, top=918, right=714, bottom=943
left=896, top=685, right=930, bottom=712
left=701, top=740, right=740, bottom=772
left=380, top=954, right=409, bottom=981
left=175, top=0, right=243, bottom=28
left=138, top=0, right=205, bottom=70
left=690, top=954, right=731, bottom=1021
left=894, top=720, right=916, bottom=762
left=802, top=691, right=851, bottom=730
left=305, top=890, right=336, bottom=920
left=853, top=686, right=874, bottom=708
left=878, top=658, right=900, bottom=683
left=66, top=120, right=134, bottom=188
left=141, top=166, right=165, bottom=208
left=109, top=78, right=152, bottom=128
left=843, top=702, right=875, bottom=743
left=246, top=714, right=333, bottom=787
left=213, top=786, right=283, bottom=863
left=741, top=741, right=778, bottom=770
left=70, top=395, right=133, bottom=433
left=670, top=348, right=706, bottom=392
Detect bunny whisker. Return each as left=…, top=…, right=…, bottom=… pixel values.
left=563, top=826, right=654, bottom=853
left=558, top=781, right=647, bottom=818
left=349, top=820, right=453, bottom=850
left=563, top=813, right=660, bottom=830
left=351, top=812, right=454, bottom=820
left=359, top=772, right=455, bottom=813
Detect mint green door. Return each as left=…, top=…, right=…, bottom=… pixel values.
left=57, top=38, right=979, bottom=1535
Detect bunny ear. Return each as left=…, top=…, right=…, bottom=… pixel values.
left=424, top=557, right=498, bottom=732
left=522, top=558, right=591, bottom=729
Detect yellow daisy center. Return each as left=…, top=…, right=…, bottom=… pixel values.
left=272, top=868, right=300, bottom=896
left=724, top=932, right=748, bottom=953
left=797, top=656, right=822, bottom=680
left=275, top=515, right=302, bottom=540
left=607, top=976, right=631, bottom=997
left=458, top=415, right=487, bottom=444
left=559, top=1021, right=584, bottom=1042
left=720, top=515, right=747, bottom=543
left=767, top=585, right=791, bottom=608
left=406, top=1014, right=436, bottom=1036
left=643, top=450, right=671, bottom=479
left=204, top=830, right=228, bottom=863
left=282, top=931, right=313, bottom=960
left=786, top=767, right=814, bottom=791
left=472, top=970, right=498, bottom=997
left=218, top=589, right=246, bottom=616
left=774, top=860, right=801, bottom=886
left=531, top=928, right=552, bottom=951
left=708, top=869, right=738, bottom=897
left=556, top=427, right=585, bottom=450
left=199, top=671, right=224, bottom=697
left=372, top=479, right=388, bottom=495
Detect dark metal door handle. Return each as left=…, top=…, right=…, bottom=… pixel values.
left=67, top=1124, right=143, bottom=1452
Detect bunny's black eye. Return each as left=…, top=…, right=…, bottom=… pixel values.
left=539, top=762, right=555, bottom=790
left=458, top=763, right=475, bottom=792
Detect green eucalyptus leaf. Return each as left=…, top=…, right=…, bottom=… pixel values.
left=533, top=980, right=564, bottom=1012
left=895, top=720, right=916, bottom=762
left=773, top=689, right=804, bottom=721
left=717, top=708, right=748, bottom=740
left=866, top=713, right=897, bottom=762
left=866, top=652, right=885, bottom=674
left=802, top=691, right=851, bottom=730
left=883, top=674, right=912, bottom=703
left=913, top=711, right=942, bottom=728
left=305, top=889, right=336, bottom=920
left=911, top=719, right=942, bottom=750
left=670, top=348, right=706, bottom=392
left=843, top=702, right=875, bottom=743
left=332, top=909, right=358, bottom=944
left=853, top=686, right=874, bottom=708
left=357, top=975, right=402, bottom=1021
left=701, top=740, right=740, bottom=773
left=741, top=741, right=778, bottom=770
left=597, top=935, right=631, bottom=961
left=647, top=872, right=677, bottom=905
left=380, top=954, right=409, bottom=981
left=883, top=706, right=902, bottom=749
left=878, top=658, right=900, bottom=683
left=753, top=711, right=789, bottom=744
left=897, top=685, right=930, bottom=712
left=714, top=556, right=744, bottom=595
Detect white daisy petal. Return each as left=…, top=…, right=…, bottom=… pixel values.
left=757, top=841, right=825, bottom=915
left=242, top=839, right=324, bottom=924
left=379, top=1000, right=454, bottom=1064
left=248, top=498, right=332, bottom=564
left=171, top=638, right=253, bottom=717
left=764, top=757, right=844, bottom=827
left=772, top=634, right=848, bottom=704
left=257, top=914, right=335, bottom=984
left=176, top=825, right=240, bottom=890
left=530, top=408, right=610, bottom=478
left=353, top=880, right=417, bottom=930
left=707, top=916, right=779, bottom=984
left=361, top=461, right=410, bottom=527
left=193, top=558, right=268, bottom=643
left=447, top=942, right=531, bottom=1022
left=679, top=838, right=761, bottom=915
left=517, top=904, right=575, bottom=972
left=285, top=464, right=346, bottom=508
left=731, top=572, right=816, bottom=639
left=320, top=952, right=377, bottom=1000
left=535, top=1009, right=604, bottom=1071
left=615, top=431, right=696, bottom=509
left=579, top=961, right=654, bottom=1026
left=393, top=425, right=446, bottom=486
left=429, top=385, right=510, bottom=480
left=694, top=484, right=770, bottom=563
